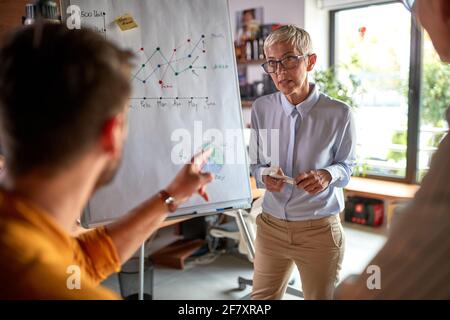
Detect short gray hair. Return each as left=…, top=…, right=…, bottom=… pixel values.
left=264, top=25, right=313, bottom=56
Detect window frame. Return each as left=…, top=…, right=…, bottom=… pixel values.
left=329, top=0, right=423, bottom=184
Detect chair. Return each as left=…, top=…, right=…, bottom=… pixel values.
left=209, top=197, right=260, bottom=261
left=209, top=197, right=303, bottom=299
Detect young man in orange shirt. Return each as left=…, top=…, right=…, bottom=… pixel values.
left=0, top=24, right=213, bottom=299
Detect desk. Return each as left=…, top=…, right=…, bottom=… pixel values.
left=250, top=176, right=265, bottom=200
left=159, top=216, right=190, bottom=228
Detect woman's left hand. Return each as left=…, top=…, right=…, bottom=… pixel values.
left=295, top=169, right=332, bottom=194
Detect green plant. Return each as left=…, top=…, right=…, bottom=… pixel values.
left=312, top=65, right=361, bottom=109
left=427, top=131, right=446, bottom=148
left=421, top=59, right=450, bottom=128
left=387, top=130, right=407, bottom=162
left=353, top=159, right=369, bottom=177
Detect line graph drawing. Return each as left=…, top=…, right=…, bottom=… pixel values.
left=75, top=9, right=230, bottom=109
left=131, top=35, right=209, bottom=98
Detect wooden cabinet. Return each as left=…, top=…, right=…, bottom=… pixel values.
left=0, top=0, right=30, bottom=44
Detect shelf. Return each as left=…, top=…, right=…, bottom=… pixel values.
left=237, top=59, right=265, bottom=66
left=344, top=177, right=419, bottom=201
left=151, top=239, right=205, bottom=269
left=241, top=100, right=254, bottom=108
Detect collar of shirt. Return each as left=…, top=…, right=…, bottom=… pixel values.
left=280, top=82, right=320, bottom=118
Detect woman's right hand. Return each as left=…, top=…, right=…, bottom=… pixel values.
left=262, top=167, right=285, bottom=192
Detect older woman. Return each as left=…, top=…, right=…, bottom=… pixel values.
left=249, top=25, right=356, bottom=300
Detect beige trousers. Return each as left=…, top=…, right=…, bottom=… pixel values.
left=252, top=212, right=345, bottom=300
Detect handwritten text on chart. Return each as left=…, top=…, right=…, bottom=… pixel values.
left=130, top=99, right=217, bottom=111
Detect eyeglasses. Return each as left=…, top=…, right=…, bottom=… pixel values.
left=261, top=54, right=309, bottom=74
left=400, top=0, right=416, bottom=12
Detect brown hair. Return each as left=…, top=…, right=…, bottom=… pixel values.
left=0, top=23, right=134, bottom=177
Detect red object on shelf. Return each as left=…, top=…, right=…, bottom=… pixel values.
left=345, top=196, right=384, bottom=227
left=355, top=203, right=364, bottom=213
left=358, top=26, right=367, bottom=39
left=372, top=203, right=384, bottom=226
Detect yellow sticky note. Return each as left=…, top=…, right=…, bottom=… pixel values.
left=115, top=14, right=138, bottom=31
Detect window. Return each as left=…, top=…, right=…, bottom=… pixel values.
left=331, top=1, right=450, bottom=183
left=417, top=32, right=450, bottom=182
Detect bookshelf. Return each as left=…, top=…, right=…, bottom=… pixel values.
left=236, top=57, right=276, bottom=113
left=237, top=59, right=266, bottom=66
left=241, top=100, right=254, bottom=108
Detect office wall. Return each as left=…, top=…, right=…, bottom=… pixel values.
left=228, top=0, right=306, bottom=40
left=304, top=0, right=329, bottom=70
left=229, top=0, right=308, bottom=87
left=320, top=0, right=389, bottom=10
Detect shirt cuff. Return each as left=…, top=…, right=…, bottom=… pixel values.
left=322, top=166, right=338, bottom=186
left=255, top=167, right=266, bottom=188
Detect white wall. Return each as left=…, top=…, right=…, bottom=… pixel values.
left=228, top=0, right=306, bottom=40
left=319, top=0, right=388, bottom=10
left=304, top=0, right=330, bottom=70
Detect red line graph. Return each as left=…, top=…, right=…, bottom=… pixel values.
left=132, top=35, right=207, bottom=90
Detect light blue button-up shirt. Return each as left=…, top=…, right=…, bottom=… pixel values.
left=249, top=83, right=356, bottom=221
